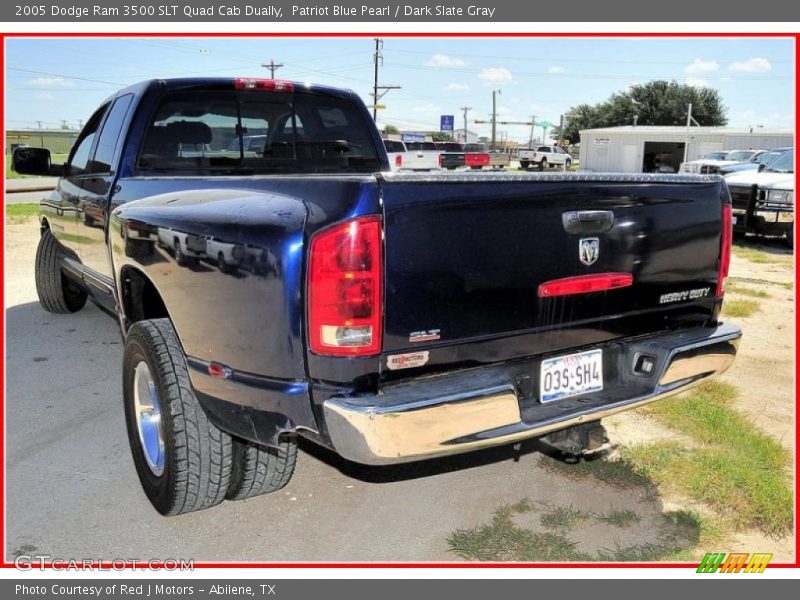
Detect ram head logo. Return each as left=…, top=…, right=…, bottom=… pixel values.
left=579, top=237, right=600, bottom=266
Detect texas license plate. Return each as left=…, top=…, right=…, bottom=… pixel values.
left=540, top=349, right=603, bottom=403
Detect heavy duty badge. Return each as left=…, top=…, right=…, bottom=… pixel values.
left=579, top=237, right=600, bottom=266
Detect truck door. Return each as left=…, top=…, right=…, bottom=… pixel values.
left=73, top=94, right=134, bottom=281
left=44, top=102, right=108, bottom=249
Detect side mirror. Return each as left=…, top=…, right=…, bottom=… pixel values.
left=12, top=147, right=55, bottom=176
left=758, top=163, right=766, bottom=172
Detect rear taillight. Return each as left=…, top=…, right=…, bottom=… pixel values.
left=717, top=203, right=733, bottom=297
left=438, top=154, right=443, bottom=167
left=235, top=78, right=295, bottom=92
left=395, top=154, right=403, bottom=168
left=539, top=273, right=633, bottom=298
left=308, top=216, right=383, bottom=356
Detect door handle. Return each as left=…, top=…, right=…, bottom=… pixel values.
left=562, top=210, right=615, bottom=234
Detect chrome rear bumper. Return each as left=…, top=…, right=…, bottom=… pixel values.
left=323, top=324, right=741, bottom=465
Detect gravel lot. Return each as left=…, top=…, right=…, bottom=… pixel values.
left=4, top=215, right=794, bottom=563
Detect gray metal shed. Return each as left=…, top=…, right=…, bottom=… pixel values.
left=578, top=126, right=793, bottom=173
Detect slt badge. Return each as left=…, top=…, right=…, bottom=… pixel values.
left=579, top=237, right=600, bottom=266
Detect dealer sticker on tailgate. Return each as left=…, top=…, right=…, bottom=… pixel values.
left=540, top=349, right=603, bottom=403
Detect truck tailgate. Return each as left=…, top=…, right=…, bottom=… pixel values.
left=379, top=172, right=726, bottom=366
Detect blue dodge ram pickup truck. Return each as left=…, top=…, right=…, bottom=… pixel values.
left=13, top=78, right=741, bottom=516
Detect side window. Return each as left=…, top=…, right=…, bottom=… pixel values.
left=69, top=103, right=109, bottom=176
left=89, top=94, right=134, bottom=174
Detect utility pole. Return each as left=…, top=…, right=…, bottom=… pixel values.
left=491, top=89, right=501, bottom=150
left=371, top=38, right=401, bottom=121
left=683, top=103, right=700, bottom=162
left=460, top=106, right=471, bottom=143
left=262, top=60, right=283, bottom=78
left=36, top=120, right=43, bottom=146
left=528, top=115, right=536, bottom=148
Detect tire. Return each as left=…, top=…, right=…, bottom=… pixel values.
left=539, top=158, right=548, bottom=171
left=565, top=158, right=572, bottom=169
left=173, top=239, right=188, bottom=267
left=35, top=229, right=87, bottom=314
left=123, top=318, right=233, bottom=516
left=226, top=436, right=298, bottom=501
left=217, top=252, right=234, bottom=274
left=520, top=161, right=530, bottom=170
left=786, top=225, right=794, bottom=249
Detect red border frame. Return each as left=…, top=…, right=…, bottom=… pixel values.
left=0, top=29, right=797, bottom=571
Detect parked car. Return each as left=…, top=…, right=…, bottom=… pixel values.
left=518, top=145, right=572, bottom=170
left=383, top=139, right=408, bottom=171
left=488, top=150, right=511, bottom=169
left=719, top=147, right=792, bottom=175
left=13, top=77, right=740, bottom=516
left=205, top=237, right=247, bottom=273
left=157, top=227, right=206, bottom=266
left=724, top=149, right=794, bottom=247
left=680, top=150, right=763, bottom=174
left=439, top=142, right=491, bottom=170
left=383, top=139, right=441, bottom=171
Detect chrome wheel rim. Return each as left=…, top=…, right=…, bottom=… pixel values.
left=133, top=361, right=165, bottom=476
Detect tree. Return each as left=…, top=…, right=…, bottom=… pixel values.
left=430, top=132, right=453, bottom=141
left=382, top=124, right=400, bottom=135
left=562, top=81, right=728, bottom=144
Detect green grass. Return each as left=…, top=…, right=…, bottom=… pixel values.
left=597, top=508, right=640, bottom=529
left=732, top=244, right=792, bottom=265
left=625, top=382, right=793, bottom=538
left=448, top=500, right=593, bottom=562
left=5, top=203, right=40, bottom=222
left=728, top=276, right=793, bottom=291
left=6, top=153, right=68, bottom=179
left=539, top=505, right=589, bottom=532
left=726, top=282, right=769, bottom=298
left=448, top=499, right=711, bottom=562
left=722, top=299, right=760, bottom=318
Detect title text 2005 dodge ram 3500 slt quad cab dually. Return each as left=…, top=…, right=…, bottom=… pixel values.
left=13, top=78, right=741, bottom=516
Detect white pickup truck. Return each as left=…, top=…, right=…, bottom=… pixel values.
left=680, top=150, right=762, bottom=175
left=383, top=139, right=441, bottom=171
left=518, top=145, right=573, bottom=170
left=723, top=149, right=794, bottom=247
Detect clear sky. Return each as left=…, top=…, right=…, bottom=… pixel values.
left=4, top=37, right=795, bottom=143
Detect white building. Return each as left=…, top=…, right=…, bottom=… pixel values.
left=453, top=128, right=479, bottom=144
left=579, top=126, right=794, bottom=173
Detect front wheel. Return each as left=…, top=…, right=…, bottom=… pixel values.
left=35, top=229, right=87, bottom=314
left=123, top=318, right=233, bottom=515
left=520, top=161, right=530, bottom=170
left=565, top=158, right=572, bottom=169
left=786, top=225, right=794, bottom=249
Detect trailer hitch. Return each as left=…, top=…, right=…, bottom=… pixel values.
left=536, top=421, right=611, bottom=462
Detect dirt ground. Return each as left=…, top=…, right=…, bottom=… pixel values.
left=4, top=218, right=795, bottom=563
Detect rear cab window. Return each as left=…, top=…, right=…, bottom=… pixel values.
left=137, top=87, right=381, bottom=174
left=383, top=140, right=406, bottom=153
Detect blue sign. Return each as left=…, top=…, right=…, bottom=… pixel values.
left=402, top=132, right=426, bottom=143
left=440, top=115, right=455, bottom=132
